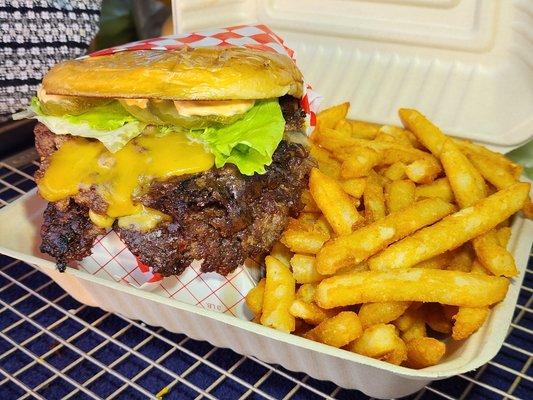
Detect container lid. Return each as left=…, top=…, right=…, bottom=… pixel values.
left=172, top=0, right=533, bottom=151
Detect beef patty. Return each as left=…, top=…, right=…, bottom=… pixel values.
left=37, top=97, right=312, bottom=276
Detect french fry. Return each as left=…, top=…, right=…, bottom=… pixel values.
left=300, top=189, right=320, bottom=213
left=497, top=227, right=512, bottom=247
left=394, top=306, right=425, bottom=332
left=467, top=152, right=516, bottom=190
left=415, top=177, right=454, bottom=203
left=245, top=278, right=265, bottom=316
left=290, top=254, right=326, bottom=284
left=412, top=251, right=451, bottom=269
left=309, top=144, right=341, bottom=179
left=399, top=108, right=447, bottom=156
left=315, top=102, right=350, bottom=132
left=309, top=168, right=363, bottom=235
left=296, top=283, right=318, bottom=303
left=452, top=306, right=490, bottom=340
left=281, top=219, right=330, bottom=254
left=340, top=178, right=366, bottom=198
left=425, top=303, right=452, bottom=334
left=385, top=180, right=416, bottom=213
left=316, top=269, right=509, bottom=309
left=440, top=139, right=487, bottom=208
left=447, top=245, right=475, bottom=272
left=405, top=337, right=446, bottom=369
left=260, top=256, right=296, bottom=332
left=472, top=229, right=518, bottom=277
left=305, top=311, right=363, bottom=348
left=368, top=183, right=530, bottom=271
left=340, top=147, right=381, bottom=178
left=289, top=299, right=335, bottom=325
left=382, top=162, right=407, bottom=181
left=297, top=212, right=319, bottom=228
left=405, top=158, right=441, bottom=184
left=348, top=324, right=404, bottom=361
left=401, top=319, right=427, bottom=342
left=363, top=172, right=386, bottom=222
left=315, top=198, right=455, bottom=275
left=334, top=119, right=352, bottom=135
left=314, top=215, right=334, bottom=236
left=384, top=337, right=408, bottom=366
left=470, top=259, right=491, bottom=275
left=358, top=302, right=411, bottom=328
left=377, top=125, right=412, bottom=147
left=349, top=120, right=380, bottom=139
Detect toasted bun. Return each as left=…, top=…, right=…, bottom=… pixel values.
left=43, top=47, right=304, bottom=100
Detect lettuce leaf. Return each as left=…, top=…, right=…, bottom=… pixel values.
left=26, top=98, right=146, bottom=153
left=188, top=99, right=285, bottom=175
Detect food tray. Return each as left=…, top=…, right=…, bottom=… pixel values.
left=0, top=150, right=532, bottom=399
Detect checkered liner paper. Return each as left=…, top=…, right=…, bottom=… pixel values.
left=76, top=24, right=320, bottom=320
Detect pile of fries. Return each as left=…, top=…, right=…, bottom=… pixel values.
left=246, top=103, right=532, bottom=369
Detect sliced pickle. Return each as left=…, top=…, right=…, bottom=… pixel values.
left=38, top=88, right=111, bottom=116
left=118, top=99, right=166, bottom=125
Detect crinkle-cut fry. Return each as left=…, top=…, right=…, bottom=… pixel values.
left=405, top=158, right=441, bottom=184
left=415, top=177, right=454, bottom=203
left=383, top=162, right=407, bottom=181
left=452, top=306, right=490, bottom=340
left=291, top=254, right=326, bottom=284
left=364, top=172, right=386, bottom=223
left=368, top=183, right=530, bottom=271
left=304, top=311, right=363, bottom=348
left=316, top=269, right=509, bottom=309
left=405, top=337, right=446, bottom=369
left=347, top=323, right=403, bottom=360
left=497, top=227, right=512, bottom=248
left=385, top=180, right=416, bottom=213
left=399, top=108, right=448, bottom=156
left=289, top=299, right=335, bottom=325
left=309, top=144, right=341, bottom=179
left=425, top=303, right=452, bottom=334
left=315, top=102, right=350, bottom=132
left=300, top=189, right=320, bottom=213
left=260, top=256, right=296, bottom=333
left=340, top=177, right=366, bottom=199
left=309, top=168, right=363, bottom=236
left=412, top=251, right=451, bottom=269
left=358, top=302, right=411, bottom=328
left=296, top=283, right=318, bottom=303
left=447, top=245, right=475, bottom=272
left=269, top=241, right=293, bottom=268
left=245, top=278, right=265, bottom=317
left=454, top=138, right=523, bottom=179
left=472, top=229, right=518, bottom=277
left=348, top=120, right=381, bottom=139
left=440, top=139, right=487, bottom=208
left=281, top=219, right=330, bottom=254
left=340, top=147, right=381, bottom=178
left=315, top=198, right=454, bottom=275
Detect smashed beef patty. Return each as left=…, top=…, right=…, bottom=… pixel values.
left=39, top=140, right=313, bottom=276
left=117, top=140, right=313, bottom=276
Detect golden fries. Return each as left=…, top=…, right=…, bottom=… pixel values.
left=369, top=183, right=529, bottom=271
left=316, top=269, right=509, bottom=308
left=305, top=312, right=363, bottom=347
left=260, top=256, right=296, bottom=333
left=315, top=198, right=454, bottom=275
left=248, top=103, right=529, bottom=369
left=309, top=168, right=363, bottom=235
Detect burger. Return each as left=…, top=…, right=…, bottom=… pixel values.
left=19, top=47, right=313, bottom=276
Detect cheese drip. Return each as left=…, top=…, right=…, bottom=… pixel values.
left=37, top=131, right=214, bottom=221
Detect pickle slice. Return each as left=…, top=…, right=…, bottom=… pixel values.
left=38, top=88, right=111, bottom=116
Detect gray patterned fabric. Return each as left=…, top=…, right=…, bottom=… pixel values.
left=0, top=0, right=102, bottom=121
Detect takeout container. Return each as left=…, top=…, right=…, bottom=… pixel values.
left=1, top=1, right=532, bottom=397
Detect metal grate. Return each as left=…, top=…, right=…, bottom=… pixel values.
left=0, top=148, right=531, bottom=400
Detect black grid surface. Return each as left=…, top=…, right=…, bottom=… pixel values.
left=0, top=149, right=531, bottom=400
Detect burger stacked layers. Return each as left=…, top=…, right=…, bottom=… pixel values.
left=23, top=47, right=313, bottom=276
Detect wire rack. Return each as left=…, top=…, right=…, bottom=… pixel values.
left=0, top=147, right=531, bottom=400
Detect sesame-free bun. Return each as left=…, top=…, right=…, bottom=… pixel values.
left=43, top=47, right=304, bottom=100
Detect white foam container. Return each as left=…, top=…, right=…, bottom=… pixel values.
left=1, top=1, right=532, bottom=398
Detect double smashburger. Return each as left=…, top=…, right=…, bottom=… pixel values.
left=23, top=47, right=313, bottom=276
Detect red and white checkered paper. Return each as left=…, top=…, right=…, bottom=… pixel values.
left=76, top=24, right=317, bottom=319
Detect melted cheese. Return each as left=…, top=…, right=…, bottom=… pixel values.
left=37, top=131, right=214, bottom=219
left=118, top=207, right=171, bottom=232
left=173, top=99, right=254, bottom=117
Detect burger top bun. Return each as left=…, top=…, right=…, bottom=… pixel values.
left=43, top=47, right=304, bottom=101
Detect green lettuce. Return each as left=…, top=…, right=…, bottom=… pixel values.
left=188, top=99, right=285, bottom=175
left=24, top=98, right=146, bottom=153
